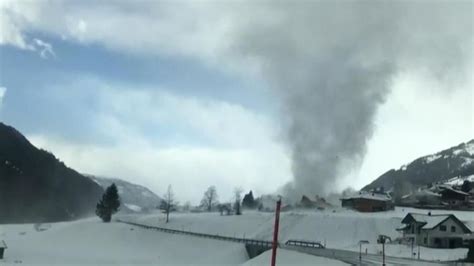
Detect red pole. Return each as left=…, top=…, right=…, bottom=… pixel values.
left=271, top=199, right=281, bottom=266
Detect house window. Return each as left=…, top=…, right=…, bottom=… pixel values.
left=440, top=225, right=447, bottom=231
left=411, top=225, right=415, bottom=234
left=424, top=237, right=427, bottom=244
left=451, top=226, right=456, bottom=232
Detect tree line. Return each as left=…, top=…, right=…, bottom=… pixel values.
left=95, top=183, right=261, bottom=223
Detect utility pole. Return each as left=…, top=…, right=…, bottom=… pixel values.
left=378, top=235, right=388, bottom=266
left=271, top=198, right=281, bottom=266
left=382, top=240, right=385, bottom=266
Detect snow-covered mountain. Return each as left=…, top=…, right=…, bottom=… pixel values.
left=87, top=175, right=162, bottom=213
left=363, top=139, right=474, bottom=196
left=443, top=174, right=474, bottom=186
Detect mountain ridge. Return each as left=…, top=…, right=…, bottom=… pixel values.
left=87, top=175, right=163, bottom=212
left=363, top=139, right=474, bottom=198
left=0, top=122, right=104, bottom=223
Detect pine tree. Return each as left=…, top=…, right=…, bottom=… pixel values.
left=96, top=183, right=121, bottom=222
left=242, top=190, right=256, bottom=208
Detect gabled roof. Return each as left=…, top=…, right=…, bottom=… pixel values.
left=401, top=213, right=471, bottom=233
left=438, top=185, right=470, bottom=196
left=465, top=221, right=474, bottom=232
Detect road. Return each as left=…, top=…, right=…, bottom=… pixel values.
left=284, top=246, right=448, bottom=266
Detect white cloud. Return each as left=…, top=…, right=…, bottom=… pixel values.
left=0, top=86, right=6, bottom=98
left=28, top=83, right=291, bottom=203
left=0, top=86, right=6, bottom=117
left=0, top=1, right=55, bottom=58
left=0, top=86, right=6, bottom=112
left=0, top=1, right=34, bottom=50
left=33, top=38, right=55, bottom=59
left=0, top=1, right=257, bottom=71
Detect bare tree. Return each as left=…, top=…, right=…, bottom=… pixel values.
left=160, top=185, right=175, bottom=223
left=201, top=186, right=218, bottom=212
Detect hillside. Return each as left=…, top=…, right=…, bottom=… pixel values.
left=87, top=175, right=162, bottom=212
left=0, top=123, right=104, bottom=223
left=363, top=140, right=474, bottom=197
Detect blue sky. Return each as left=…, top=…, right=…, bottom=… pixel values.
left=0, top=6, right=290, bottom=202
left=0, top=1, right=472, bottom=203
left=0, top=32, right=273, bottom=143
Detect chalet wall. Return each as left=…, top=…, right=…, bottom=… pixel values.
left=417, top=219, right=467, bottom=248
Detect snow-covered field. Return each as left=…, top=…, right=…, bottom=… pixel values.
left=0, top=207, right=472, bottom=264
left=0, top=217, right=347, bottom=265
left=121, top=207, right=473, bottom=261
left=0, top=218, right=248, bottom=265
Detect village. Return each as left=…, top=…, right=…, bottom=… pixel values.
left=338, top=176, right=474, bottom=250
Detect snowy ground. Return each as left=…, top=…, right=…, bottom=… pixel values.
left=0, top=218, right=247, bottom=265
left=0, top=207, right=471, bottom=264
left=0, top=218, right=348, bottom=265
left=243, top=249, right=347, bottom=266
left=121, top=207, right=473, bottom=261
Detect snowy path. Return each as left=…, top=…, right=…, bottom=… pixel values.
left=285, top=246, right=447, bottom=266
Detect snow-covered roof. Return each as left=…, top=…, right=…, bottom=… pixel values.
left=410, top=213, right=450, bottom=229
left=124, top=203, right=142, bottom=212
left=413, top=189, right=441, bottom=198
left=401, top=193, right=412, bottom=199
left=444, top=175, right=474, bottom=186
left=402, top=213, right=471, bottom=232
left=438, top=185, right=470, bottom=196
left=464, top=221, right=474, bottom=232
left=341, top=191, right=392, bottom=202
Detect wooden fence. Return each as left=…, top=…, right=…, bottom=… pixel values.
left=116, top=219, right=275, bottom=247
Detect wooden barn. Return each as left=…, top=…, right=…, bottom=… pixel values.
left=438, top=186, right=469, bottom=207
left=340, top=191, right=394, bottom=212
